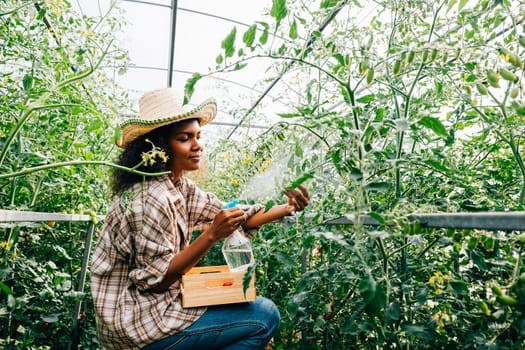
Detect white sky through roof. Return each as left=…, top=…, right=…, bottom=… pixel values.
left=75, top=0, right=275, bottom=143
left=74, top=0, right=383, bottom=146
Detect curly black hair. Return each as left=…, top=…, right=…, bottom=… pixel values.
left=110, top=119, right=199, bottom=196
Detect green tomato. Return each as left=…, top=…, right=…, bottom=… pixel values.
left=499, top=67, right=517, bottom=83
left=476, top=83, right=488, bottom=95
left=492, top=285, right=503, bottom=297
left=496, top=295, right=518, bottom=305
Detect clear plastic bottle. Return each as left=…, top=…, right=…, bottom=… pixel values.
left=222, top=230, right=254, bottom=272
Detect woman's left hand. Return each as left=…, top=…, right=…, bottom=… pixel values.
left=284, top=185, right=310, bottom=213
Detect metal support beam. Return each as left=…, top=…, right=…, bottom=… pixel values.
left=167, top=0, right=178, bottom=87
left=70, top=222, right=96, bottom=349
left=0, top=209, right=92, bottom=222
left=324, top=212, right=525, bottom=231
left=226, top=0, right=350, bottom=139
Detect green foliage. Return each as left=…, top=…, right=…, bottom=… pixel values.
left=197, top=0, right=525, bottom=348
left=271, top=0, right=287, bottom=30
left=0, top=0, right=129, bottom=348
left=1, top=0, right=525, bottom=348
left=221, top=26, right=237, bottom=58
left=243, top=24, right=257, bottom=48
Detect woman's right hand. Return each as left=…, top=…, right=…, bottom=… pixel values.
left=207, top=208, right=246, bottom=242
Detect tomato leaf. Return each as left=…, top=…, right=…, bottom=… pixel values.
left=243, top=24, right=257, bottom=47
left=0, top=281, right=13, bottom=295
left=418, top=116, right=447, bottom=137
left=278, top=112, right=302, bottom=118
left=22, top=74, right=33, bottom=91
left=221, top=27, right=237, bottom=58
left=368, top=212, right=386, bottom=225
left=275, top=251, right=296, bottom=267
left=242, top=264, right=255, bottom=298
left=357, top=94, right=375, bottom=104
left=289, top=19, right=297, bottom=39
left=259, top=26, right=269, bottom=45
left=320, top=0, right=339, bottom=8
left=287, top=172, right=313, bottom=189
left=113, top=125, right=122, bottom=145
left=271, top=0, right=287, bottom=29
left=264, top=199, right=275, bottom=213
left=184, top=72, right=202, bottom=104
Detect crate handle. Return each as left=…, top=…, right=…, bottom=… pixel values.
left=199, top=270, right=223, bottom=274
left=204, top=279, right=235, bottom=288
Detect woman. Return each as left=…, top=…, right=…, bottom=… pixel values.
left=90, top=87, right=310, bottom=350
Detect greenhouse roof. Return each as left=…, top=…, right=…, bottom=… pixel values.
left=74, top=0, right=378, bottom=144
left=75, top=0, right=279, bottom=142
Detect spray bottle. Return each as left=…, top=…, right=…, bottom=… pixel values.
left=220, top=199, right=254, bottom=272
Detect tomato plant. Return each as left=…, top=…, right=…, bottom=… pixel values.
left=198, top=0, right=525, bottom=348
left=2, top=0, right=525, bottom=349
left=0, top=1, right=128, bottom=348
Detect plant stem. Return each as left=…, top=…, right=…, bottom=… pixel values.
left=416, top=236, right=440, bottom=260
left=277, top=122, right=332, bottom=149
left=0, top=40, right=112, bottom=167
left=0, top=2, right=31, bottom=16
left=0, top=160, right=170, bottom=180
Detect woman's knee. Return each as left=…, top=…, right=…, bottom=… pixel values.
left=253, top=297, right=280, bottom=333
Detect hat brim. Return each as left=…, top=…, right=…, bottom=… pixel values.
left=117, top=98, right=217, bottom=148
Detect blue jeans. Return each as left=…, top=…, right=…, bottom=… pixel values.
left=142, top=297, right=280, bottom=350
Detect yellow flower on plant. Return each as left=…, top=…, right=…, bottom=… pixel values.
left=0, top=241, right=9, bottom=250
left=47, top=0, right=64, bottom=16
left=158, top=152, right=168, bottom=163
left=429, top=276, right=436, bottom=285
left=81, top=30, right=95, bottom=37
left=435, top=288, right=442, bottom=295
left=231, top=179, right=240, bottom=186
left=432, top=313, right=444, bottom=328
left=141, top=141, right=168, bottom=167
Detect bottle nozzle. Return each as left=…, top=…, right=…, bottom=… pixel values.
left=221, top=199, right=239, bottom=210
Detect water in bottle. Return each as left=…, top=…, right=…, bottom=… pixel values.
left=222, top=231, right=254, bottom=272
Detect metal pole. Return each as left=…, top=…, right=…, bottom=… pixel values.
left=167, top=0, right=178, bottom=87
left=70, top=222, right=96, bottom=349
left=226, top=0, right=350, bottom=139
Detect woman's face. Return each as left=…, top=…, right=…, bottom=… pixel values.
left=168, top=119, right=203, bottom=178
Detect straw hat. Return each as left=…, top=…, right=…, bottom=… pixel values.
left=117, top=87, right=217, bottom=148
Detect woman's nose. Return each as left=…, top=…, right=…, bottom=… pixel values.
left=192, top=138, right=203, bottom=151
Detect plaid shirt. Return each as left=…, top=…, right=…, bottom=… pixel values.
left=90, top=175, right=263, bottom=349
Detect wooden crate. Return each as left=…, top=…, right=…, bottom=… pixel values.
left=181, top=265, right=256, bottom=308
